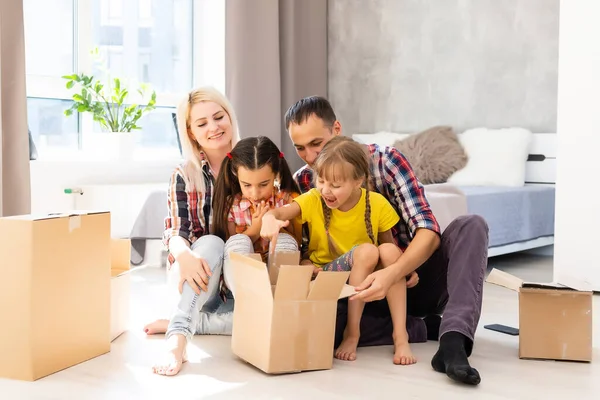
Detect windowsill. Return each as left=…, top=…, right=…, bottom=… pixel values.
left=31, top=148, right=183, bottom=165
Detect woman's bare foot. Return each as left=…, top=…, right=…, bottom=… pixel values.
left=335, top=334, right=360, bottom=361
left=152, top=334, right=188, bottom=376
left=144, top=319, right=169, bottom=335
left=393, top=334, right=417, bottom=365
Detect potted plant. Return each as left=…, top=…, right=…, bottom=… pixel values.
left=62, top=49, right=157, bottom=160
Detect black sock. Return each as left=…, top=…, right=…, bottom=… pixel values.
left=431, top=331, right=481, bottom=385
left=423, top=315, right=441, bottom=341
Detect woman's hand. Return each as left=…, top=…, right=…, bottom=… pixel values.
left=176, top=250, right=213, bottom=295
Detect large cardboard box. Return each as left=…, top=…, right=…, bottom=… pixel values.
left=486, top=268, right=593, bottom=362
left=0, top=211, right=112, bottom=381
left=110, top=238, right=131, bottom=342
left=230, top=251, right=353, bottom=374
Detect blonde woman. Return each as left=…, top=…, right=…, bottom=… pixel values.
left=148, top=87, right=240, bottom=376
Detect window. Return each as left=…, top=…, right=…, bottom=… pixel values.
left=23, top=0, right=74, bottom=77
left=23, top=0, right=225, bottom=159
left=27, top=98, right=79, bottom=149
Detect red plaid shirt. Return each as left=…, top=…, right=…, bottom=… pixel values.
left=294, top=144, right=440, bottom=251
left=163, top=154, right=214, bottom=268
left=228, top=190, right=297, bottom=258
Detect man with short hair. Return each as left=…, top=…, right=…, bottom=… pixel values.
left=285, top=96, right=488, bottom=386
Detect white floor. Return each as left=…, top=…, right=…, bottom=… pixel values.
left=2, top=252, right=599, bottom=399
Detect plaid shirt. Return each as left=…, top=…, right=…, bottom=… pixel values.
left=228, top=190, right=297, bottom=257
left=294, top=144, right=440, bottom=251
left=163, top=153, right=214, bottom=268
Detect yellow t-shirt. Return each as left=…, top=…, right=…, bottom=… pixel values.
left=294, top=188, right=400, bottom=266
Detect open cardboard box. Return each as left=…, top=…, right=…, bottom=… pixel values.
left=110, top=238, right=131, bottom=342
left=486, top=268, right=593, bottom=362
left=0, top=211, right=112, bottom=381
left=230, top=251, right=354, bottom=374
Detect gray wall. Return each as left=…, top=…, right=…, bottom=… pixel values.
left=328, top=0, right=559, bottom=135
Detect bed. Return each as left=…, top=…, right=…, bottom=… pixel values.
left=352, top=131, right=557, bottom=258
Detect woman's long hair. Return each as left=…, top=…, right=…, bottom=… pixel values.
left=175, top=86, right=240, bottom=192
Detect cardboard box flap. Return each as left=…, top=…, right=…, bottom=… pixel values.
left=273, top=265, right=313, bottom=301
left=486, top=268, right=523, bottom=291
left=307, top=271, right=351, bottom=301
left=339, top=284, right=358, bottom=299
left=4, top=210, right=109, bottom=221
left=268, top=251, right=301, bottom=286
left=487, top=268, right=593, bottom=293
left=230, top=253, right=274, bottom=303
left=555, top=272, right=595, bottom=292
left=521, top=282, right=575, bottom=291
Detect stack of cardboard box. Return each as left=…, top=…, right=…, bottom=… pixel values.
left=0, top=211, right=131, bottom=381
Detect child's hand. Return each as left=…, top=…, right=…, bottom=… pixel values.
left=251, top=201, right=270, bottom=224
left=300, top=258, right=320, bottom=278
left=406, top=271, right=419, bottom=288
left=260, top=213, right=289, bottom=242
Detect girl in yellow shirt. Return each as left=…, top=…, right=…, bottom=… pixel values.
left=261, top=136, right=416, bottom=366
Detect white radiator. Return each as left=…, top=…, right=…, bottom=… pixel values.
left=71, top=183, right=165, bottom=238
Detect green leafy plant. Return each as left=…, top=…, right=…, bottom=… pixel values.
left=62, top=49, right=157, bottom=132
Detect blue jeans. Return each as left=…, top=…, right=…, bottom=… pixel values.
left=166, top=235, right=232, bottom=341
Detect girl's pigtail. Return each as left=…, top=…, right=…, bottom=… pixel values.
left=212, top=156, right=236, bottom=241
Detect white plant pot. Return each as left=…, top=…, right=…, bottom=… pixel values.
left=82, top=132, right=138, bottom=161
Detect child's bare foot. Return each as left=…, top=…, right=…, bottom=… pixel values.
left=393, top=334, right=417, bottom=365
left=335, top=334, right=359, bottom=361
left=152, top=334, right=188, bottom=376
left=144, top=319, right=169, bottom=335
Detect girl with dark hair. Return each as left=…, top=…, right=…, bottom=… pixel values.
left=212, top=136, right=302, bottom=291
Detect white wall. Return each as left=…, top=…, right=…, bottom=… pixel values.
left=554, top=0, right=600, bottom=290
left=30, top=159, right=177, bottom=215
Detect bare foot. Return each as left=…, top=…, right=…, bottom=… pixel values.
left=335, top=334, right=359, bottom=361
left=393, top=335, right=417, bottom=365
left=152, top=334, right=188, bottom=376
left=144, top=319, right=169, bottom=335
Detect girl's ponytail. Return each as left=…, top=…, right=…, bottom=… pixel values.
left=212, top=155, right=238, bottom=241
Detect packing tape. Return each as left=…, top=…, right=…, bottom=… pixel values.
left=68, top=215, right=81, bottom=232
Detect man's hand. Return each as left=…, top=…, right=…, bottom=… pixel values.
left=177, top=250, right=213, bottom=295
left=351, top=267, right=398, bottom=302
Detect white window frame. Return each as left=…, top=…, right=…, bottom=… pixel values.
left=25, top=0, right=225, bottom=161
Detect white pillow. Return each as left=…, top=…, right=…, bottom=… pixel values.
left=352, top=131, right=410, bottom=147
left=447, top=127, right=533, bottom=187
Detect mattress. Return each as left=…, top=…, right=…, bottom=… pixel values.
left=458, top=185, right=555, bottom=248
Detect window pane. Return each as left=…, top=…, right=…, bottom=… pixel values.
left=137, top=107, right=179, bottom=150
left=23, top=0, right=74, bottom=77
left=90, top=0, right=193, bottom=93
left=27, top=98, right=79, bottom=150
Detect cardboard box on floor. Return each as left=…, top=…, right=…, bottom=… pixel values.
left=110, top=238, right=131, bottom=342
left=486, top=268, right=593, bottom=362
left=230, top=251, right=355, bottom=374
left=0, top=211, right=112, bottom=381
